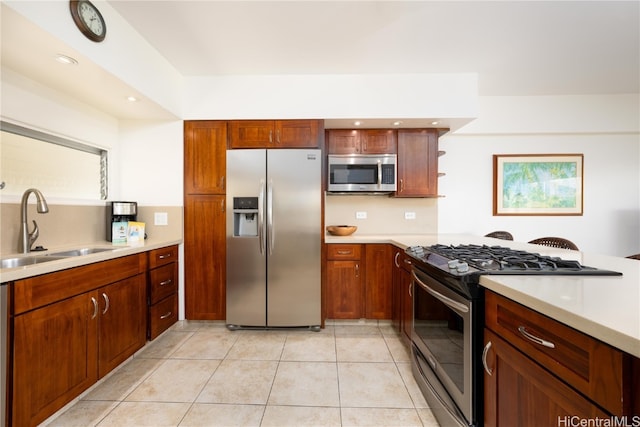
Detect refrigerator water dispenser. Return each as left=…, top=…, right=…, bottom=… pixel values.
left=233, top=197, right=258, bottom=237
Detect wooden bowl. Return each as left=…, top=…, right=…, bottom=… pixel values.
left=326, top=225, right=357, bottom=236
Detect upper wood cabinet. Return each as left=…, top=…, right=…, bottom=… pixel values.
left=396, top=128, right=439, bottom=197
left=184, top=120, right=227, bottom=194
left=228, top=119, right=322, bottom=148
left=327, top=129, right=397, bottom=154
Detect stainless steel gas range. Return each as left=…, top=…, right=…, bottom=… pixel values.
left=404, top=244, right=622, bottom=427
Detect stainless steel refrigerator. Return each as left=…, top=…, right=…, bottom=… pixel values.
left=226, top=149, right=321, bottom=330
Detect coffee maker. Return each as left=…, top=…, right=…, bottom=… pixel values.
left=106, top=201, right=137, bottom=241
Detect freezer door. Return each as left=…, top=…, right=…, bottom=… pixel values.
left=267, top=150, right=321, bottom=327
left=226, top=149, right=267, bottom=327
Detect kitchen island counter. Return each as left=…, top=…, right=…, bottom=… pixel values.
left=326, top=233, right=640, bottom=358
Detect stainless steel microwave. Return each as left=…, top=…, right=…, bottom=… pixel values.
left=327, top=154, right=397, bottom=193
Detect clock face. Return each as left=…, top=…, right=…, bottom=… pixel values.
left=70, top=0, right=106, bottom=42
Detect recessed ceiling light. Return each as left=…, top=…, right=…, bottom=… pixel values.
left=55, top=54, right=78, bottom=65
left=126, top=96, right=139, bottom=102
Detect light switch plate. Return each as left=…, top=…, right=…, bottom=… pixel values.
left=356, top=211, right=367, bottom=219
left=404, top=212, right=416, bottom=220
left=154, top=212, right=168, bottom=226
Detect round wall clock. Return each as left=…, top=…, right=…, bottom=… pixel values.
left=69, top=0, right=106, bottom=42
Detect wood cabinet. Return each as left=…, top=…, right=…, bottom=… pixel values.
left=147, top=245, right=179, bottom=340
left=184, top=120, right=228, bottom=320
left=326, top=244, right=363, bottom=319
left=364, top=244, right=392, bottom=319
left=327, top=129, right=397, bottom=154
left=484, top=290, right=637, bottom=426
left=10, top=254, right=147, bottom=427
left=325, top=244, right=393, bottom=320
left=184, top=120, right=227, bottom=194
left=392, top=246, right=413, bottom=344
left=396, top=129, right=439, bottom=197
left=184, top=195, right=226, bottom=320
left=229, top=119, right=322, bottom=148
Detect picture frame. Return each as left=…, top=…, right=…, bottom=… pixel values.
left=493, top=154, right=583, bottom=216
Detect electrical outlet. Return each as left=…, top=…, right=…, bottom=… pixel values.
left=404, top=211, right=416, bottom=220
left=356, top=211, right=367, bottom=219
left=154, top=212, right=168, bottom=226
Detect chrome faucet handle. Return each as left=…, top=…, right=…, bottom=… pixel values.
left=28, top=220, right=40, bottom=249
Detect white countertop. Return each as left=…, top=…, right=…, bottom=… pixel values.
left=326, top=233, right=640, bottom=358
left=0, top=238, right=182, bottom=283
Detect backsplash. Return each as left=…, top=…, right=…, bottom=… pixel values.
left=324, top=194, right=438, bottom=235
left=0, top=204, right=183, bottom=255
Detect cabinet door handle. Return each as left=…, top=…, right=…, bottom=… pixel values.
left=355, top=263, right=360, bottom=278
left=400, top=178, right=404, bottom=192
left=482, top=341, right=493, bottom=376
left=220, top=175, right=225, bottom=189
left=158, top=253, right=172, bottom=260
left=91, top=297, right=98, bottom=319
left=160, top=279, right=173, bottom=286
left=221, top=198, right=225, bottom=213
left=269, top=130, right=273, bottom=144
left=394, top=252, right=400, bottom=267
left=102, top=292, right=110, bottom=315
left=160, top=311, right=173, bottom=320
left=337, top=250, right=352, bottom=255
left=518, top=326, right=555, bottom=348
left=276, top=129, right=280, bottom=144
left=408, top=281, right=412, bottom=298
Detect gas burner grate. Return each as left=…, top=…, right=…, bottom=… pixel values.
left=427, top=244, right=595, bottom=273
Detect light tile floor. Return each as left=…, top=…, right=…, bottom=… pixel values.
left=43, top=321, right=439, bottom=427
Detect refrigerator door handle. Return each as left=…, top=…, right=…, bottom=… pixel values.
left=267, top=179, right=274, bottom=255
left=258, top=179, right=265, bottom=255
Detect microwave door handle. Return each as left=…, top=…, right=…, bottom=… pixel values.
left=258, top=179, right=265, bottom=255
left=377, top=160, right=382, bottom=188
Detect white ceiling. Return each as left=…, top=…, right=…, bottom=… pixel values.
left=1, top=1, right=639, bottom=122
left=108, top=1, right=640, bottom=96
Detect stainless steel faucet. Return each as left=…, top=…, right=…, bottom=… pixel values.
left=20, top=188, right=49, bottom=253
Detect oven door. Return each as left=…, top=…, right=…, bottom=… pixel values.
left=411, top=267, right=474, bottom=426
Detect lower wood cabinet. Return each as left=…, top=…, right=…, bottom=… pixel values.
left=484, top=290, right=639, bottom=426
left=147, top=245, right=179, bottom=340
left=10, top=254, right=147, bottom=426
left=392, top=246, right=413, bottom=344
left=483, top=328, right=608, bottom=426
left=325, top=244, right=393, bottom=320
left=184, top=195, right=226, bottom=320
left=326, top=244, right=363, bottom=319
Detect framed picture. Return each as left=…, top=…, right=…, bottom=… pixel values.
left=493, top=154, right=584, bottom=216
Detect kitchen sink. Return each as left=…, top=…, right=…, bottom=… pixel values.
left=0, top=255, right=70, bottom=269
left=49, top=247, right=115, bottom=257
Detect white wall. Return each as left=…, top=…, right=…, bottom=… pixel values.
left=439, top=95, right=640, bottom=257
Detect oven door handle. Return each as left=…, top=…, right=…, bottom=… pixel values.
left=412, top=270, right=469, bottom=314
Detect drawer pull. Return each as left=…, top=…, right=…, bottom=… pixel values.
left=518, top=326, right=555, bottom=348
left=482, top=341, right=493, bottom=376
left=160, top=279, right=173, bottom=286
left=158, top=253, right=172, bottom=260
left=160, top=311, right=173, bottom=320
left=337, top=250, right=352, bottom=255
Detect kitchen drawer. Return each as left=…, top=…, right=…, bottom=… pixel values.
left=327, top=244, right=361, bottom=260
left=148, top=293, right=178, bottom=340
left=148, top=245, right=178, bottom=269
left=148, top=262, right=178, bottom=304
left=485, top=291, right=629, bottom=415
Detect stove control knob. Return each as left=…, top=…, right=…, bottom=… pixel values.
left=456, top=262, right=469, bottom=273
left=447, top=260, right=460, bottom=269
